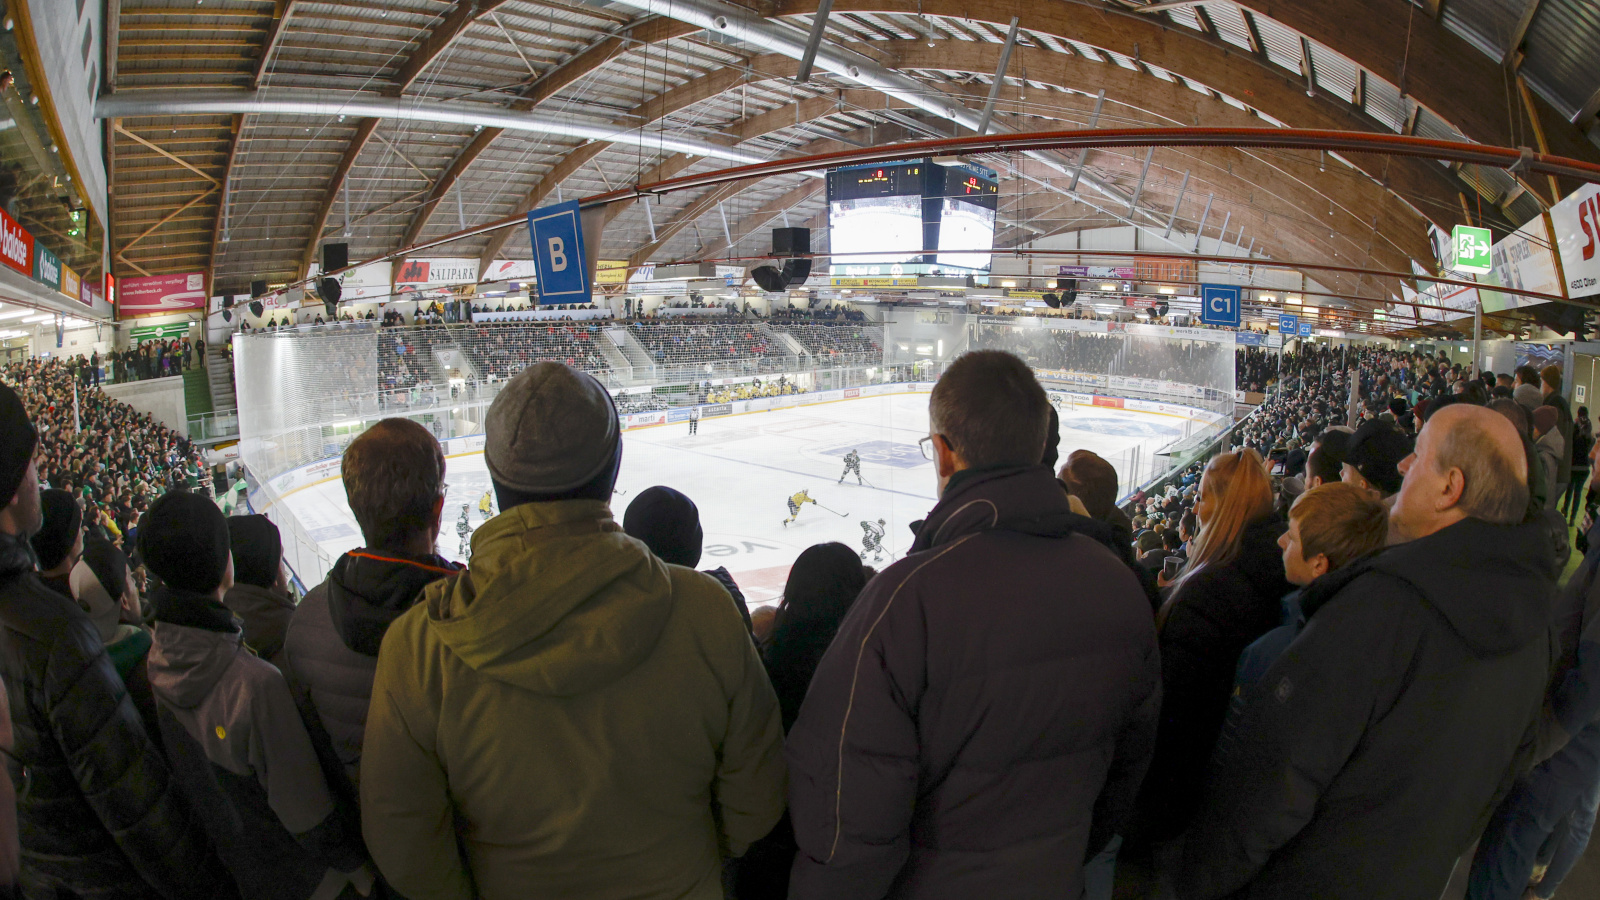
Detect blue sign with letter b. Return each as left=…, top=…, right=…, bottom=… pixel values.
left=1200, top=284, right=1241, bottom=327
left=528, top=200, right=591, bottom=306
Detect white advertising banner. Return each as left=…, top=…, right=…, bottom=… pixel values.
left=1480, top=216, right=1562, bottom=311
left=1551, top=182, right=1600, bottom=299
left=336, top=261, right=393, bottom=301
left=481, top=259, right=537, bottom=282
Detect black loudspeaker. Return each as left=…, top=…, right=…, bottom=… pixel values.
left=221, top=309, right=232, bottom=322
left=250, top=279, right=267, bottom=298
left=315, top=277, right=342, bottom=304
left=322, top=242, right=348, bottom=273
left=325, top=299, right=337, bottom=319
left=222, top=295, right=235, bottom=309
left=248, top=300, right=264, bottom=318
left=772, top=227, right=810, bottom=255
left=752, top=265, right=787, bottom=293
left=1155, top=301, right=1170, bottom=317
left=1063, top=278, right=1078, bottom=304
left=781, top=258, right=812, bottom=285
left=1043, top=293, right=1061, bottom=308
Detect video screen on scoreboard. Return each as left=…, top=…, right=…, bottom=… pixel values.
left=935, top=199, right=996, bottom=271
left=829, top=195, right=923, bottom=264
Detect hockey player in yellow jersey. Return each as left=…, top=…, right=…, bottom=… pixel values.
left=783, top=489, right=815, bottom=527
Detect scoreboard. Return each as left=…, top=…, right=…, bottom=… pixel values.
left=826, top=163, right=925, bottom=201
left=826, top=159, right=998, bottom=272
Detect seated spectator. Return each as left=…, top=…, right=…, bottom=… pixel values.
left=1341, top=419, right=1411, bottom=499
left=361, top=363, right=784, bottom=899
left=1234, top=482, right=1389, bottom=689
left=0, top=382, right=227, bottom=898
left=282, top=418, right=460, bottom=833
left=786, top=350, right=1158, bottom=898
left=1131, top=448, right=1290, bottom=846
left=738, top=541, right=869, bottom=899
left=223, top=514, right=294, bottom=664
left=29, top=489, right=82, bottom=600
left=1304, top=427, right=1354, bottom=490
left=1181, top=404, right=1557, bottom=899
left=623, top=485, right=753, bottom=634
left=142, top=492, right=372, bottom=900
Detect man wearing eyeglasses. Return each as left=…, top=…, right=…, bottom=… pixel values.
left=0, top=380, right=226, bottom=899
left=786, top=350, right=1160, bottom=899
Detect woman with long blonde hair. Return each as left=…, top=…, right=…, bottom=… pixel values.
left=1130, top=448, right=1293, bottom=844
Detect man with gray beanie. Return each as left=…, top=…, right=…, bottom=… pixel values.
left=0, top=382, right=229, bottom=899
left=222, top=514, right=293, bottom=664
left=143, top=491, right=372, bottom=900
left=362, top=362, right=785, bottom=900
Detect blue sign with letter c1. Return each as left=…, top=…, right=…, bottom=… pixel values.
left=527, top=199, right=591, bottom=306
left=1200, top=284, right=1241, bottom=327
left=1278, top=314, right=1299, bottom=335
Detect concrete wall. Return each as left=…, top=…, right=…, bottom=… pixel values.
left=25, top=0, right=108, bottom=228
left=100, top=376, right=188, bottom=434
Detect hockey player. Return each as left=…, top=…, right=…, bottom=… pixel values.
left=478, top=489, right=494, bottom=520
left=783, top=489, right=816, bottom=527
left=838, top=448, right=863, bottom=485
left=688, top=404, right=700, bottom=435
left=860, top=518, right=886, bottom=562
left=456, top=504, right=471, bottom=557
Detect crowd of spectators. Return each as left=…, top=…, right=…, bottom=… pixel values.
left=775, top=324, right=882, bottom=360
left=630, top=321, right=781, bottom=366
left=975, top=322, right=1231, bottom=388
left=2, top=340, right=1598, bottom=900
left=456, top=322, right=609, bottom=377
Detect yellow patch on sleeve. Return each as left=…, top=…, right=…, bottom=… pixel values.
left=214, top=726, right=226, bottom=740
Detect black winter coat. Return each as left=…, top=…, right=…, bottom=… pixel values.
left=785, top=466, right=1161, bottom=900
left=0, top=531, right=229, bottom=899
left=1134, top=516, right=1292, bottom=841
left=1179, top=517, right=1557, bottom=900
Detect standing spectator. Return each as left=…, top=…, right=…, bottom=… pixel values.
left=361, top=363, right=785, bottom=899
left=1340, top=419, right=1411, bottom=500
left=1542, top=366, right=1575, bottom=510
left=0, top=382, right=227, bottom=899
left=221, top=515, right=294, bottom=664
left=29, top=489, right=82, bottom=601
left=1180, top=404, right=1556, bottom=899
left=281, top=418, right=460, bottom=827
left=196, top=337, right=206, bottom=367
left=71, top=532, right=153, bottom=687
left=736, top=541, right=869, bottom=900
left=1060, top=448, right=1134, bottom=538
left=1131, top=448, right=1289, bottom=846
left=1571, top=405, right=1595, bottom=525
left=1534, top=406, right=1564, bottom=508
left=623, top=485, right=753, bottom=634
left=0, top=672, right=15, bottom=897
left=786, top=351, right=1159, bottom=898
left=142, top=492, right=371, bottom=900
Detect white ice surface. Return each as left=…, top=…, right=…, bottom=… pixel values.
left=279, top=392, right=1196, bottom=605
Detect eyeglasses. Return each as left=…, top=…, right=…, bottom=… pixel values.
left=919, top=435, right=940, bottom=461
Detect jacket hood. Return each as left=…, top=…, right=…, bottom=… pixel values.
left=1306, top=517, right=1555, bottom=657
left=0, top=529, right=35, bottom=578
left=422, top=499, right=672, bottom=697
left=1230, top=516, right=1292, bottom=601
left=328, top=549, right=460, bottom=657
left=912, top=465, right=1125, bottom=556
left=148, top=622, right=246, bottom=709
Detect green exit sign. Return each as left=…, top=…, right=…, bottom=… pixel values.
left=1451, top=224, right=1492, bottom=275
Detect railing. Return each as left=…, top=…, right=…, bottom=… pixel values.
left=187, top=408, right=240, bottom=442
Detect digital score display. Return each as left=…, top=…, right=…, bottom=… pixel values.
left=826, top=163, right=923, bottom=202
left=940, top=167, right=999, bottom=209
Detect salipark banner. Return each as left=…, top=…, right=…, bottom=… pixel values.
left=118, top=272, right=207, bottom=318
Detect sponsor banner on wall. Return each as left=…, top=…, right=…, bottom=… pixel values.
left=1480, top=216, right=1562, bottom=311
left=1058, top=265, right=1136, bottom=280
left=334, top=261, right=393, bottom=301
left=0, top=208, right=32, bottom=276
left=701, top=403, right=734, bottom=419
left=395, top=257, right=478, bottom=285
left=595, top=260, right=627, bottom=284
left=118, top=272, right=206, bottom=317
left=60, top=265, right=80, bottom=304
left=1234, top=331, right=1267, bottom=347
left=31, top=244, right=60, bottom=290
left=1551, top=183, right=1600, bottom=299
left=1092, top=396, right=1126, bottom=409
left=481, top=259, right=537, bottom=282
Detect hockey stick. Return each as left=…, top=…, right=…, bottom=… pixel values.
left=814, top=502, right=851, bottom=517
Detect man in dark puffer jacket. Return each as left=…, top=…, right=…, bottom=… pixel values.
left=786, top=351, right=1160, bottom=899
left=282, top=418, right=460, bottom=814
left=0, top=381, right=228, bottom=899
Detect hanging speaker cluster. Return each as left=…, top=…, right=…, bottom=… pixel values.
left=1042, top=278, right=1078, bottom=308
left=751, top=228, right=812, bottom=294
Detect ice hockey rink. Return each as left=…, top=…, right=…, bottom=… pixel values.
left=277, top=391, right=1209, bottom=605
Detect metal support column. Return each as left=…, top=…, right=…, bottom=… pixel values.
left=1164, top=169, right=1190, bottom=238
left=1473, top=298, right=1483, bottom=376
left=975, top=17, right=1021, bottom=136
left=1067, top=90, right=1105, bottom=193
left=794, top=0, right=834, bottom=83
left=1192, top=193, right=1214, bottom=252
left=1128, top=146, right=1154, bottom=215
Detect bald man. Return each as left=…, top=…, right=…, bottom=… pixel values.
left=1180, top=403, right=1557, bottom=900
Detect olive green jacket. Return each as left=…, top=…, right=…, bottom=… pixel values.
left=361, top=500, right=785, bottom=900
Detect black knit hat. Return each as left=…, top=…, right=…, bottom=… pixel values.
left=139, top=491, right=231, bottom=593
left=0, top=381, right=36, bottom=504
left=623, top=486, right=703, bottom=568
left=30, top=489, right=82, bottom=570
left=227, top=514, right=282, bottom=588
